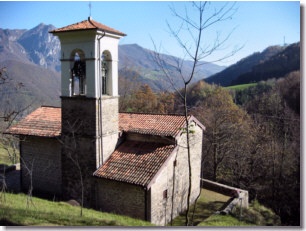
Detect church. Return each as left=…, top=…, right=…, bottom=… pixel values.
left=6, top=17, right=205, bottom=225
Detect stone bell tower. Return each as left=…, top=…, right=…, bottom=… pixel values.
left=50, top=17, right=126, bottom=205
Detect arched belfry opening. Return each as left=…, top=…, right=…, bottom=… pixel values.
left=70, top=49, right=86, bottom=96
left=101, top=50, right=112, bottom=95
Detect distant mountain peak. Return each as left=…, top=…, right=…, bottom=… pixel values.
left=1, top=23, right=225, bottom=93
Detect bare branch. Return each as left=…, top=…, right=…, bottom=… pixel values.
left=152, top=1, right=244, bottom=225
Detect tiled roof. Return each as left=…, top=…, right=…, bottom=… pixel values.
left=93, top=141, right=175, bottom=187
left=5, top=106, right=61, bottom=137
left=6, top=107, right=204, bottom=138
left=50, top=17, right=126, bottom=36
left=119, top=113, right=187, bottom=137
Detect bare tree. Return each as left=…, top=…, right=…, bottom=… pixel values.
left=0, top=67, right=32, bottom=166
left=58, top=119, right=86, bottom=216
left=20, top=156, right=36, bottom=209
left=152, top=1, right=242, bottom=225
left=0, top=67, right=33, bottom=207
left=0, top=168, right=7, bottom=203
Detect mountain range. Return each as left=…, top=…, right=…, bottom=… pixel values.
left=0, top=23, right=300, bottom=112
left=119, top=43, right=225, bottom=91
left=205, top=42, right=300, bottom=86
left=0, top=23, right=225, bottom=95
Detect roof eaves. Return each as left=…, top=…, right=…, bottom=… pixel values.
left=50, top=18, right=126, bottom=37
left=189, top=115, right=206, bottom=131
left=92, top=174, right=147, bottom=188
left=3, top=130, right=61, bottom=138
left=50, top=28, right=97, bottom=34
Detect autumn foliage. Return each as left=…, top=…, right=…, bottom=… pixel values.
left=119, top=70, right=300, bottom=226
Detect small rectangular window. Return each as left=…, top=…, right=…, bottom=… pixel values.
left=163, top=189, right=168, bottom=199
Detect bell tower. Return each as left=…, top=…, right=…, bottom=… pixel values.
left=50, top=18, right=126, bottom=205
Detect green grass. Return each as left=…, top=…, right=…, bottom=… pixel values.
left=0, top=146, right=12, bottom=166
left=0, top=140, right=19, bottom=166
left=169, top=189, right=280, bottom=227
left=199, top=214, right=251, bottom=226
left=236, top=200, right=281, bottom=226
left=170, top=189, right=230, bottom=226
left=0, top=190, right=280, bottom=226
left=0, top=192, right=153, bottom=226
left=198, top=199, right=281, bottom=226
left=225, top=83, right=257, bottom=91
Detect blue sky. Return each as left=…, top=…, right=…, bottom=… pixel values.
left=0, top=1, right=301, bottom=66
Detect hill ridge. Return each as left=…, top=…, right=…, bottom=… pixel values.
left=205, top=42, right=300, bottom=86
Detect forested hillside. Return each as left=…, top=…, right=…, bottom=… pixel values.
left=205, top=42, right=300, bottom=86
left=119, top=70, right=300, bottom=226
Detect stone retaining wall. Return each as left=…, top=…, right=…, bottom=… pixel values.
left=201, top=179, right=249, bottom=209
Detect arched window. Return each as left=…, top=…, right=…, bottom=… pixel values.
left=101, top=51, right=111, bottom=95
left=71, top=50, right=86, bottom=96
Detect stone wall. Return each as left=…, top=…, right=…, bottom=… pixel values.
left=61, top=135, right=97, bottom=207
left=201, top=179, right=249, bottom=209
left=61, top=96, right=97, bottom=136
left=96, top=179, right=146, bottom=220
left=149, top=150, right=176, bottom=225
left=100, top=96, right=119, bottom=163
left=20, top=136, right=61, bottom=196
left=61, top=96, right=98, bottom=206
left=149, top=121, right=203, bottom=225
left=172, top=122, right=203, bottom=210
left=61, top=96, right=119, bottom=206
left=101, top=96, right=118, bottom=137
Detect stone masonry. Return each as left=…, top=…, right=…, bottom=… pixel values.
left=20, top=136, right=61, bottom=196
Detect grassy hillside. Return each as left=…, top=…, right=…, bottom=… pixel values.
left=199, top=200, right=281, bottom=226
left=0, top=189, right=281, bottom=226
left=225, top=83, right=257, bottom=91
left=170, top=188, right=280, bottom=226
left=0, top=192, right=153, bottom=226
left=171, top=188, right=230, bottom=226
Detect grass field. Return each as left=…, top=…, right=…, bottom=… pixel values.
left=0, top=189, right=280, bottom=226
left=225, top=83, right=257, bottom=91
left=170, top=188, right=230, bottom=226
left=0, top=192, right=153, bottom=226
left=0, top=189, right=230, bottom=226
left=170, top=188, right=281, bottom=226
left=0, top=146, right=12, bottom=166
left=199, top=214, right=251, bottom=226
left=198, top=199, right=281, bottom=226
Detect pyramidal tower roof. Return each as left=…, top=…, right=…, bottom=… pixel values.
left=50, top=17, right=126, bottom=36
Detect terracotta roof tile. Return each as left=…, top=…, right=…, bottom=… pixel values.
left=5, top=106, right=61, bottom=137
left=93, top=141, right=175, bottom=187
left=119, top=113, right=187, bottom=137
left=6, top=107, right=205, bottom=138
left=50, top=18, right=126, bottom=36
